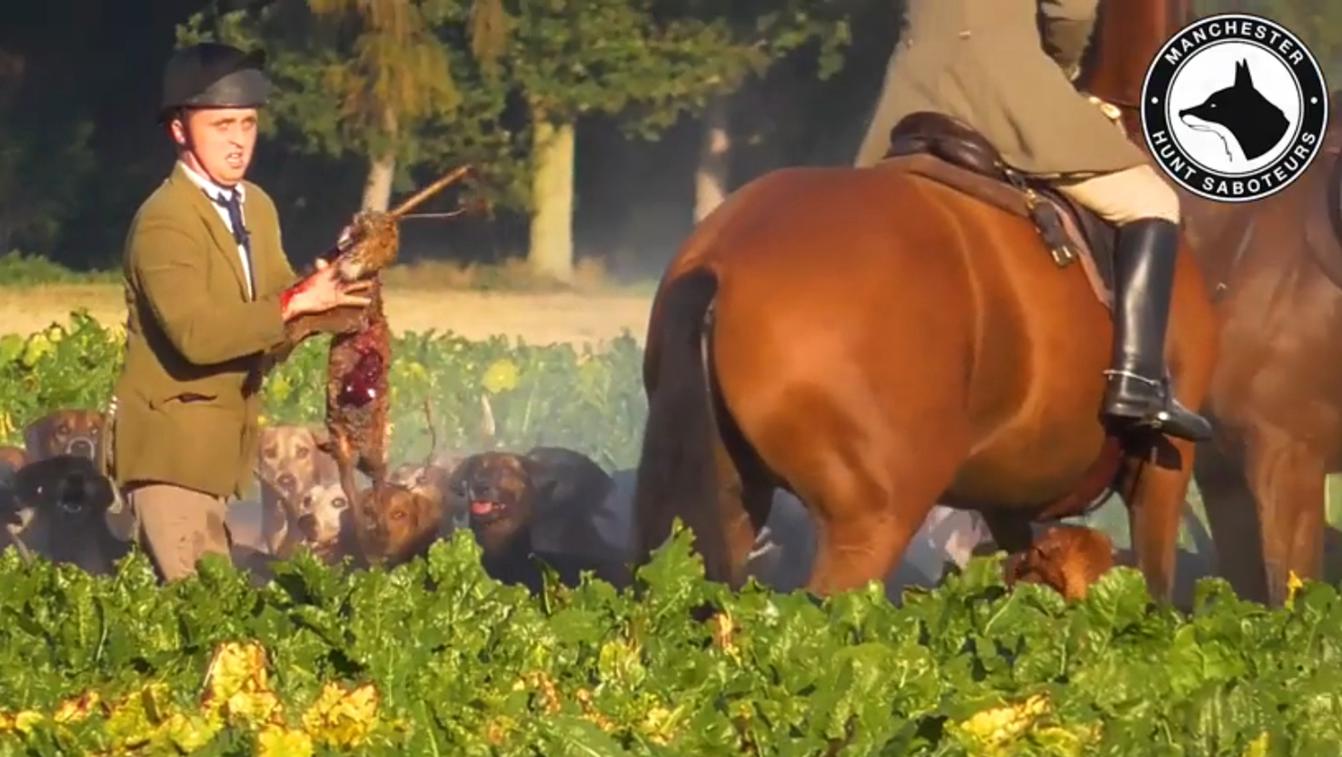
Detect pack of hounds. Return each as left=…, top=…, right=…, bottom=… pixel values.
left=1, top=406, right=1288, bottom=603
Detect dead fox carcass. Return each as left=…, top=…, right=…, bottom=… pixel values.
left=277, top=166, right=472, bottom=511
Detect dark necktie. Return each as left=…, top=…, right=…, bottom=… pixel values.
left=211, top=189, right=256, bottom=300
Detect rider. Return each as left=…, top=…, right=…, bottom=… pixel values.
left=854, top=0, right=1213, bottom=442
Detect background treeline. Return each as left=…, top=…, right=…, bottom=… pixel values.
left=0, top=0, right=1334, bottom=283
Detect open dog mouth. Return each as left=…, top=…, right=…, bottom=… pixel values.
left=308, top=538, right=342, bottom=560
left=57, top=498, right=85, bottom=515
left=299, top=520, right=322, bottom=543
left=469, top=499, right=511, bottom=523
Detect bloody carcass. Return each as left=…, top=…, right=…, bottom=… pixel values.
left=277, top=165, right=471, bottom=512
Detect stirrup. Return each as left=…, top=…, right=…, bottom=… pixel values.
left=1101, top=369, right=1162, bottom=388
left=1101, top=370, right=1211, bottom=441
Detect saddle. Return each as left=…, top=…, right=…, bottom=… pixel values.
left=879, top=112, right=1118, bottom=308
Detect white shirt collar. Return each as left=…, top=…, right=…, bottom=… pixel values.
left=178, top=159, right=246, bottom=203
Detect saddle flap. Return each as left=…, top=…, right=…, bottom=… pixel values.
left=885, top=112, right=1008, bottom=180
left=874, top=154, right=1118, bottom=311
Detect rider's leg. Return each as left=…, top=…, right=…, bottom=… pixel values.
left=1053, top=164, right=1213, bottom=442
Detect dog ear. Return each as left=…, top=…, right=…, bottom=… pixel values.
left=22, top=414, right=56, bottom=459
left=308, top=425, right=331, bottom=448
left=1032, top=536, right=1064, bottom=564
left=0, top=446, right=27, bottom=472
left=519, top=455, right=563, bottom=504
left=313, top=450, right=341, bottom=485
left=444, top=458, right=471, bottom=498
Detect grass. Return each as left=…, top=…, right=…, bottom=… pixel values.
left=0, top=251, right=120, bottom=286
left=0, top=250, right=659, bottom=295
left=381, top=256, right=658, bottom=295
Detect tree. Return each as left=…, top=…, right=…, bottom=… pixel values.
left=308, top=0, right=460, bottom=211
left=489, top=0, right=856, bottom=281
left=179, top=0, right=523, bottom=215
left=655, top=1, right=856, bottom=221
left=1195, top=0, right=1342, bottom=82
left=181, top=0, right=860, bottom=280
left=0, top=24, right=96, bottom=257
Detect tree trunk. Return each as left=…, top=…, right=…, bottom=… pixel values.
left=362, top=105, right=399, bottom=212
left=361, top=152, right=396, bottom=212
left=694, top=95, right=731, bottom=222
left=528, top=106, right=575, bottom=282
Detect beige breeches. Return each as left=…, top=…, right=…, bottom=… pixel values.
left=128, top=484, right=233, bottom=581
left=1050, top=164, right=1181, bottom=225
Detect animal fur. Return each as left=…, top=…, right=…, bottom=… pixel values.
left=352, top=482, right=443, bottom=568
left=295, top=482, right=359, bottom=564
left=0, top=446, right=26, bottom=474
left=281, top=211, right=400, bottom=345
left=1005, top=525, right=1115, bottom=601
left=280, top=211, right=401, bottom=515
left=11, top=455, right=128, bottom=574
left=522, top=446, right=625, bottom=563
left=390, top=459, right=465, bottom=535
left=23, top=409, right=104, bottom=462
left=326, top=287, right=393, bottom=511
left=460, top=451, right=630, bottom=593
left=255, top=424, right=339, bottom=555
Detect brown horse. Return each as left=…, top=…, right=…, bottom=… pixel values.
left=631, top=0, right=1218, bottom=601
left=1081, top=0, right=1342, bottom=606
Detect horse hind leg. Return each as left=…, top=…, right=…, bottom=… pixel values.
left=708, top=431, right=776, bottom=587
left=1119, top=434, right=1197, bottom=604
left=1244, top=426, right=1326, bottom=606
left=1194, top=441, right=1270, bottom=602
left=795, top=447, right=962, bottom=597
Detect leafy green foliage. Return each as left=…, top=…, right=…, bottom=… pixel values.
left=178, top=0, right=861, bottom=217
left=1, top=526, right=1340, bottom=753
left=7, top=316, right=1342, bottom=751
left=1195, top=0, right=1342, bottom=82
left=0, top=56, right=97, bottom=256
left=179, top=0, right=532, bottom=211
left=0, top=313, right=124, bottom=443
left=0, top=310, right=645, bottom=472
left=502, top=0, right=854, bottom=139
left=0, top=251, right=118, bottom=287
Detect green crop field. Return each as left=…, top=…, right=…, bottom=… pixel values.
left=3, top=313, right=1342, bottom=755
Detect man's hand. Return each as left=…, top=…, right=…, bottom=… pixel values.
left=280, top=258, right=374, bottom=321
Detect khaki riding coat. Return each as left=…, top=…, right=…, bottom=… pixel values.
left=113, top=162, right=298, bottom=499
left=854, top=0, right=1147, bottom=177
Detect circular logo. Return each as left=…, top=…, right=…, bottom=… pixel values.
left=1141, top=13, right=1329, bottom=203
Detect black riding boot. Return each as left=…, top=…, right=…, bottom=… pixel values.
left=1102, top=217, right=1213, bottom=442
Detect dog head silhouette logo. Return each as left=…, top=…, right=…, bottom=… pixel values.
left=1141, top=13, right=1329, bottom=203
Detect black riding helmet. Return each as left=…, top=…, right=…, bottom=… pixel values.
left=158, top=42, right=271, bottom=123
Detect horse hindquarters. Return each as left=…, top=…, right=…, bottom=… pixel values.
left=632, top=270, right=770, bottom=586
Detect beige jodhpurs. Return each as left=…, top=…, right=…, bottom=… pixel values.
left=128, top=484, right=233, bottom=581
left=1050, top=164, right=1181, bottom=225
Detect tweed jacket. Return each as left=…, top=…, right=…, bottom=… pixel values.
left=113, top=161, right=298, bottom=498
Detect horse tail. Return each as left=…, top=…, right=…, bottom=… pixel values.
left=633, top=268, right=732, bottom=582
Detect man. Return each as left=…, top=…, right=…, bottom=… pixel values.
left=854, top=0, right=1212, bottom=442
left=111, top=42, right=372, bottom=581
